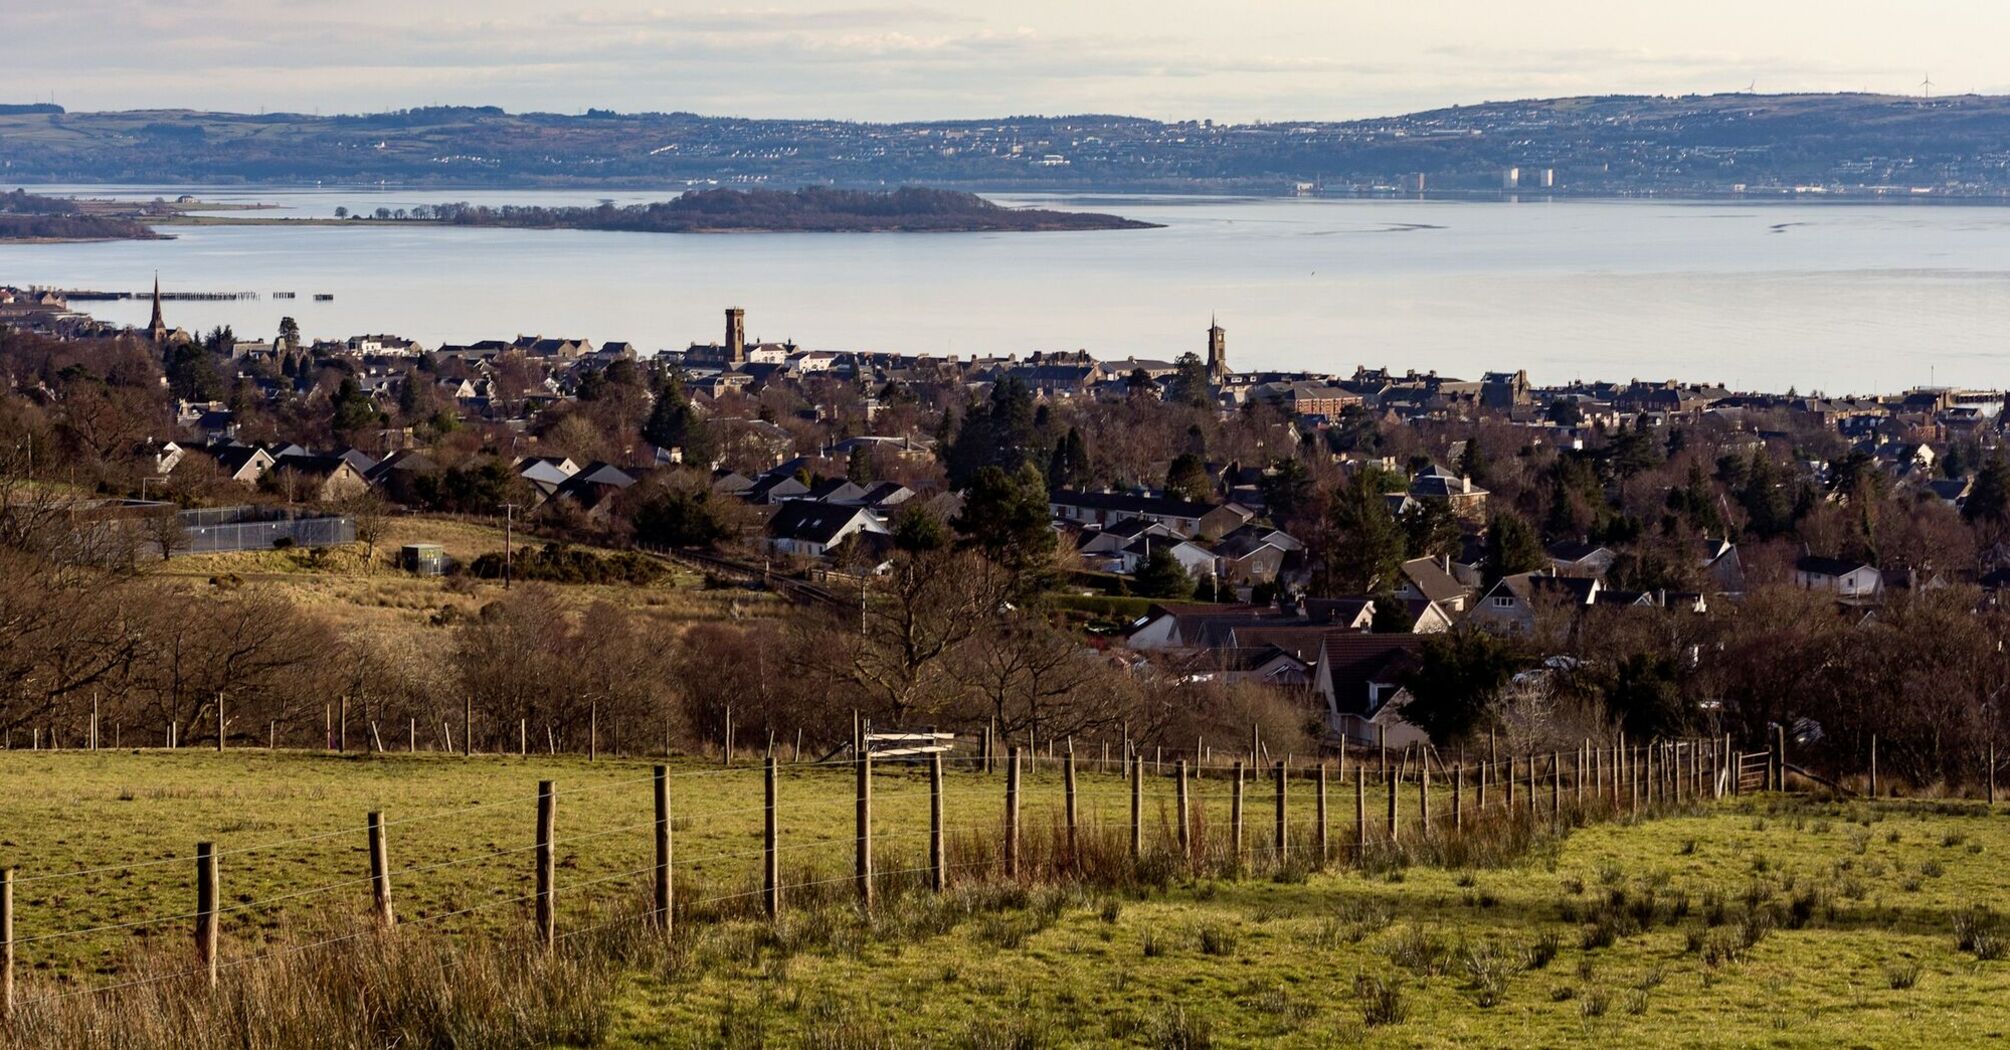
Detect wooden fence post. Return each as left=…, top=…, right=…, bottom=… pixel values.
left=1551, top=750, right=1561, bottom=820
left=1385, top=767, right=1399, bottom=842
left=1274, top=760, right=1289, bottom=862
left=723, top=705, right=734, bottom=767
left=535, top=782, right=555, bottom=947
left=1452, top=762, right=1463, bottom=830
left=1354, top=765, right=1367, bottom=860
left=1505, top=750, right=1516, bottom=809
left=2, top=866, right=13, bottom=1023
left=929, top=753, right=946, bottom=892
left=195, top=842, right=218, bottom=988
left=215, top=693, right=225, bottom=753
left=1417, top=754, right=1430, bottom=836
left=1731, top=752, right=1742, bottom=797
left=1064, top=749, right=1080, bottom=862
left=1004, top=747, right=1021, bottom=879
left=653, top=766, right=672, bottom=932
left=408, top=718, right=415, bottom=754
left=1316, top=761, right=1329, bottom=863
left=853, top=749, right=873, bottom=906
left=1478, top=758, right=1489, bottom=811
left=588, top=704, right=598, bottom=762
left=1577, top=743, right=1587, bottom=807
left=1130, top=753, right=1144, bottom=863
left=338, top=695, right=348, bottom=753
left=1176, top=759, right=1192, bottom=860
left=1230, top=762, right=1246, bottom=864
left=1991, top=743, right=1999, bottom=806
left=368, top=811, right=394, bottom=927
left=763, top=756, right=779, bottom=917
left=1869, top=734, right=1879, bottom=798
left=520, top=719, right=528, bottom=757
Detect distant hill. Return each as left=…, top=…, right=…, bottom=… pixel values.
left=0, top=188, right=160, bottom=241
left=420, top=187, right=1156, bottom=232
left=2, top=94, right=2008, bottom=195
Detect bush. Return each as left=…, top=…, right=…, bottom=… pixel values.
left=467, top=543, right=663, bottom=585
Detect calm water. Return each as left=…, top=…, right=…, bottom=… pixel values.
left=4, top=186, right=2009, bottom=393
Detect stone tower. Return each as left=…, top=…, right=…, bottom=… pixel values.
left=1206, top=316, right=1227, bottom=382
left=724, top=307, right=746, bottom=367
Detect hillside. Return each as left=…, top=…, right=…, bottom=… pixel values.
left=2, top=94, right=2007, bottom=194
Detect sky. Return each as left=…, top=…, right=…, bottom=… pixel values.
left=3, top=0, right=2003, bottom=122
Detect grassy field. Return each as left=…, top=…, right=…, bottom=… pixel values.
left=7, top=752, right=2009, bottom=1047
left=150, top=514, right=778, bottom=631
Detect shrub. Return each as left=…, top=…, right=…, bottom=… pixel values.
left=1353, top=975, right=1408, bottom=1027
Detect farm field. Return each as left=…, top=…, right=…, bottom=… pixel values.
left=5, top=752, right=2010, bottom=1046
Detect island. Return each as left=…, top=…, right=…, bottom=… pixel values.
left=404, top=187, right=1158, bottom=233
left=0, top=189, right=164, bottom=242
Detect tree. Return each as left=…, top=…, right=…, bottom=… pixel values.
left=953, top=462, right=1057, bottom=595
left=165, top=343, right=224, bottom=402
left=1316, top=469, right=1407, bottom=593
left=331, top=377, right=383, bottom=436
left=629, top=472, right=736, bottom=548
left=1964, top=451, right=2010, bottom=528
left=1259, top=457, right=1313, bottom=522
left=1399, top=498, right=1461, bottom=561
left=1401, top=628, right=1527, bottom=744
left=943, top=377, right=1037, bottom=487
left=1456, top=439, right=1489, bottom=486
left=1547, top=399, right=1583, bottom=426
left=891, top=503, right=949, bottom=552
left=1167, top=352, right=1211, bottom=408
left=1165, top=452, right=1212, bottom=503
left=845, top=444, right=876, bottom=485
left=276, top=316, right=301, bottom=353
left=1482, top=509, right=1546, bottom=585
left=140, top=509, right=188, bottom=561
left=1133, top=545, right=1195, bottom=599
left=1047, top=427, right=1092, bottom=490
left=342, top=490, right=389, bottom=568
left=643, top=375, right=716, bottom=467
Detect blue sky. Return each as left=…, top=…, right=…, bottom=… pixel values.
left=2, top=0, right=1995, bottom=120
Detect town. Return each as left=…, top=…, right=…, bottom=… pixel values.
left=4, top=280, right=2003, bottom=762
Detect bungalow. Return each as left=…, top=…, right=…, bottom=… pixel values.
left=136, top=439, right=185, bottom=477
left=1468, top=573, right=1601, bottom=634
left=212, top=445, right=276, bottom=486
left=1120, top=535, right=1215, bottom=579
left=269, top=455, right=370, bottom=503
left=1396, top=557, right=1470, bottom=614
left=1793, top=555, right=1882, bottom=601
left=1316, top=633, right=1431, bottom=748
left=745, top=472, right=811, bottom=504
left=553, top=462, right=639, bottom=516
left=1125, top=603, right=1296, bottom=651
left=765, top=502, right=889, bottom=559
left=1082, top=517, right=1179, bottom=558
left=1408, top=467, right=1489, bottom=520
left=1545, top=540, right=1617, bottom=578
left=1211, top=528, right=1291, bottom=586
left=515, top=456, right=580, bottom=498
left=1049, top=489, right=1254, bottom=539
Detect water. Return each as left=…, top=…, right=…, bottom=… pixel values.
left=4, top=185, right=2008, bottom=393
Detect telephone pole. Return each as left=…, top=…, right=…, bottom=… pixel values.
left=500, top=502, right=520, bottom=590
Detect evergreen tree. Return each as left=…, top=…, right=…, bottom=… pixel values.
left=1456, top=439, right=1489, bottom=485
left=1481, top=509, right=1546, bottom=585
left=643, top=375, right=716, bottom=466
left=846, top=444, right=876, bottom=485
left=276, top=316, right=301, bottom=353
left=1047, top=427, right=1092, bottom=490
left=1167, top=352, right=1212, bottom=408
left=1165, top=452, right=1212, bottom=503
left=1400, top=628, right=1527, bottom=744
left=331, top=377, right=384, bottom=435
left=953, top=462, right=1057, bottom=597
left=1737, top=449, right=1792, bottom=538
left=1964, top=451, right=2010, bottom=527
left=1317, top=469, right=1407, bottom=593
left=1133, top=545, right=1195, bottom=599
left=1259, top=457, right=1314, bottom=521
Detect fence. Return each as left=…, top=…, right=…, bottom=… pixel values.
left=0, top=734, right=1743, bottom=1020
left=176, top=506, right=355, bottom=555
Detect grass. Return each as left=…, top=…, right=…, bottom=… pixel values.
left=9, top=754, right=2010, bottom=1047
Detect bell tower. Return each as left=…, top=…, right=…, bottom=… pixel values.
left=148, top=273, right=169, bottom=347
left=724, top=307, right=746, bottom=367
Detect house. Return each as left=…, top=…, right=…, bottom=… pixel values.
left=1544, top=540, right=1617, bottom=578
left=268, top=455, right=370, bottom=503
left=212, top=445, right=276, bottom=485
left=1120, top=536, right=1215, bottom=579
left=1303, top=597, right=1377, bottom=631
left=552, top=462, right=639, bottom=515
left=1315, top=633, right=1431, bottom=747
left=1156, top=645, right=1313, bottom=689
left=745, top=472, right=812, bottom=504
left=804, top=478, right=870, bottom=505
left=1049, top=489, right=1255, bottom=539
left=1402, top=599, right=1456, bottom=634
left=1125, top=603, right=1293, bottom=651
left=1700, top=537, right=1745, bottom=596
left=1211, top=527, right=1292, bottom=586
left=1396, top=557, right=1470, bottom=614
left=136, top=439, right=184, bottom=476
left=765, top=502, right=889, bottom=558
left=1468, top=573, right=1601, bottom=634
left=364, top=449, right=439, bottom=504
left=1408, top=467, right=1489, bottom=520
left=515, top=456, right=580, bottom=497
left=1080, top=517, right=1178, bottom=558
left=1793, top=555, right=1883, bottom=601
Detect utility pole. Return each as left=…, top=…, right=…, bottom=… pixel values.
left=499, top=502, right=520, bottom=590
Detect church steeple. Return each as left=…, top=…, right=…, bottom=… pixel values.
left=148, top=273, right=168, bottom=346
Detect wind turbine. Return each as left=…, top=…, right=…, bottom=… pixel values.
left=1921, top=74, right=1934, bottom=99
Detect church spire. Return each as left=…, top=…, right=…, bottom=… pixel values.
left=148, top=272, right=167, bottom=346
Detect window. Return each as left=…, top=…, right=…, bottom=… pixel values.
left=1492, top=596, right=1515, bottom=608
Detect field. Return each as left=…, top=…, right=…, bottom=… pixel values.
left=5, top=752, right=2010, bottom=1047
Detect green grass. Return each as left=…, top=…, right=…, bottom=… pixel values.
left=9, top=753, right=2010, bottom=1046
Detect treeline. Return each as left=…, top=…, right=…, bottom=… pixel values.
left=0, top=189, right=159, bottom=240
left=403, top=187, right=1153, bottom=232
